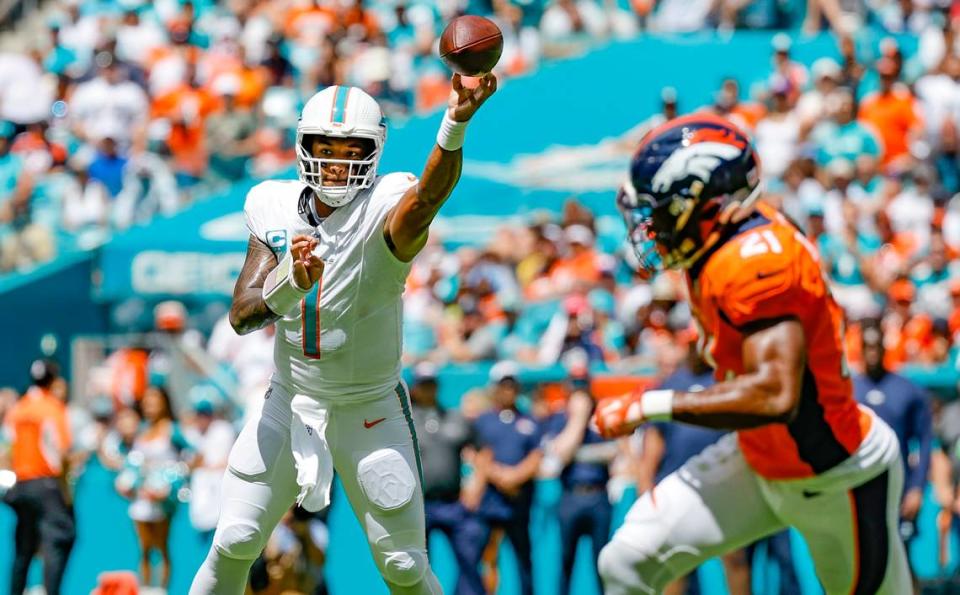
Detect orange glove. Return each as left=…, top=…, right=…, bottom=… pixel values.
left=593, top=389, right=674, bottom=439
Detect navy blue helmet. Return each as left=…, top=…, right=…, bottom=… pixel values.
left=618, top=114, right=761, bottom=276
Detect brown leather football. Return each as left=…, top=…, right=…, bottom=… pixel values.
left=439, top=15, right=503, bottom=76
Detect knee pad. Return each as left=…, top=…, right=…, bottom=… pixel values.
left=381, top=548, right=429, bottom=587
left=358, top=449, right=416, bottom=512
left=213, top=519, right=268, bottom=561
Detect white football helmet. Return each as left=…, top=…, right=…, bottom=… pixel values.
left=296, top=85, right=387, bottom=208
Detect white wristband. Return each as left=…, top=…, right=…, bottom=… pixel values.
left=262, top=251, right=311, bottom=317
left=641, top=390, right=674, bottom=421
left=436, top=112, right=468, bottom=151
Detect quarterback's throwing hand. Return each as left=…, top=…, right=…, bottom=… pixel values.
left=291, top=234, right=324, bottom=290
left=448, top=73, right=498, bottom=122
left=593, top=392, right=643, bottom=439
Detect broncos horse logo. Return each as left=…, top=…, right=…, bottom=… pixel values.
left=650, top=141, right=743, bottom=194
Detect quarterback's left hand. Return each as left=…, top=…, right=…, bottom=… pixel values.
left=593, top=392, right=644, bottom=439
left=448, top=73, right=498, bottom=122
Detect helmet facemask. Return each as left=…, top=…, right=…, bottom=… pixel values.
left=619, top=181, right=761, bottom=278
left=296, top=132, right=382, bottom=208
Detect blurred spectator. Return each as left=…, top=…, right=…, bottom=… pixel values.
left=854, top=320, right=932, bottom=575
left=814, top=87, right=882, bottom=166
left=2, top=359, right=75, bottom=595
left=912, top=230, right=959, bottom=319
left=61, top=157, right=109, bottom=237
left=437, top=301, right=504, bottom=363
left=466, top=362, right=543, bottom=595
left=931, top=397, right=960, bottom=583
left=754, top=75, right=801, bottom=182
left=818, top=188, right=882, bottom=319
left=0, top=51, right=54, bottom=127
left=115, top=385, right=191, bottom=590
left=409, top=363, right=483, bottom=595
left=915, top=53, right=960, bottom=191
left=87, top=136, right=128, bottom=198
left=882, top=278, right=920, bottom=370
left=0, top=121, right=52, bottom=272
left=649, top=0, right=715, bottom=32
left=99, top=405, right=141, bottom=471
left=769, top=33, right=808, bottom=104
left=540, top=0, right=612, bottom=46
left=796, top=57, right=843, bottom=128
left=538, top=294, right=605, bottom=365
left=539, top=365, right=616, bottom=595
left=634, top=348, right=751, bottom=595
left=113, top=149, right=180, bottom=230
left=205, top=74, right=259, bottom=182
left=63, top=392, right=112, bottom=489
left=115, top=9, right=167, bottom=69
left=550, top=224, right=602, bottom=291
left=69, top=52, right=148, bottom=149
left=836, top=33, right=866, bottom=90
left=712, top=77, right=765, bottom=131
left=887, top=167, right=935, bottom=260
left=185, top=394, right=236, bottom=541
left=151, top=64, right=222, bottom=187
left=858, top=57, right=924, bottom=169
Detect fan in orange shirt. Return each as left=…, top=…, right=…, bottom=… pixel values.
left=151, top=64, right=222, bottom=179
left=3, top=360, right=75, bottom=595
left=859, top=58, right=923, bottom=168
left=594, top=114, right=911, bottom=595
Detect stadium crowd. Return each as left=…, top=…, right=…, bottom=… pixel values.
left=6, top=0, right=960, bottom=593
left=0, top=0, right=930, bottom=275
left=0, top=0, right=647, bottom=275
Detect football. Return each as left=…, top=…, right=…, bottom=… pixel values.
left=439, top=15, right=503, bottom=76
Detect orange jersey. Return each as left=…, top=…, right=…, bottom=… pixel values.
left=3, top=388, right=71, bottom=481
left=687, top=204, right=871, bottom=479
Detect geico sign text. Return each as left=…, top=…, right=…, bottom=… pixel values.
left=131, top=251, right=245, bottom=295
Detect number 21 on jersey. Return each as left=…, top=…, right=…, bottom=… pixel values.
left=739, top=230, right=783, bottom=258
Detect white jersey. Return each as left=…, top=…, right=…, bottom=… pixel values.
left=243, top=173, right=417, bottom=401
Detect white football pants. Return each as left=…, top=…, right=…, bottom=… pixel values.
left=189, top=379, right=441, bottom=595
left=598, top=413, right=911, bottom=595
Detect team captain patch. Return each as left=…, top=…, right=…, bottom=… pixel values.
left=266, top=229, right=288, bottom=257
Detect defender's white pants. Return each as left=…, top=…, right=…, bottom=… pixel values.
left=599, top=413, right=911, bottom=595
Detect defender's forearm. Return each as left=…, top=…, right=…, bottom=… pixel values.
left=672, top=368, right=799, bottom=430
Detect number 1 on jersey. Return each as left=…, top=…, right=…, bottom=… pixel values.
left=301, top=281, right=322, bottom=359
